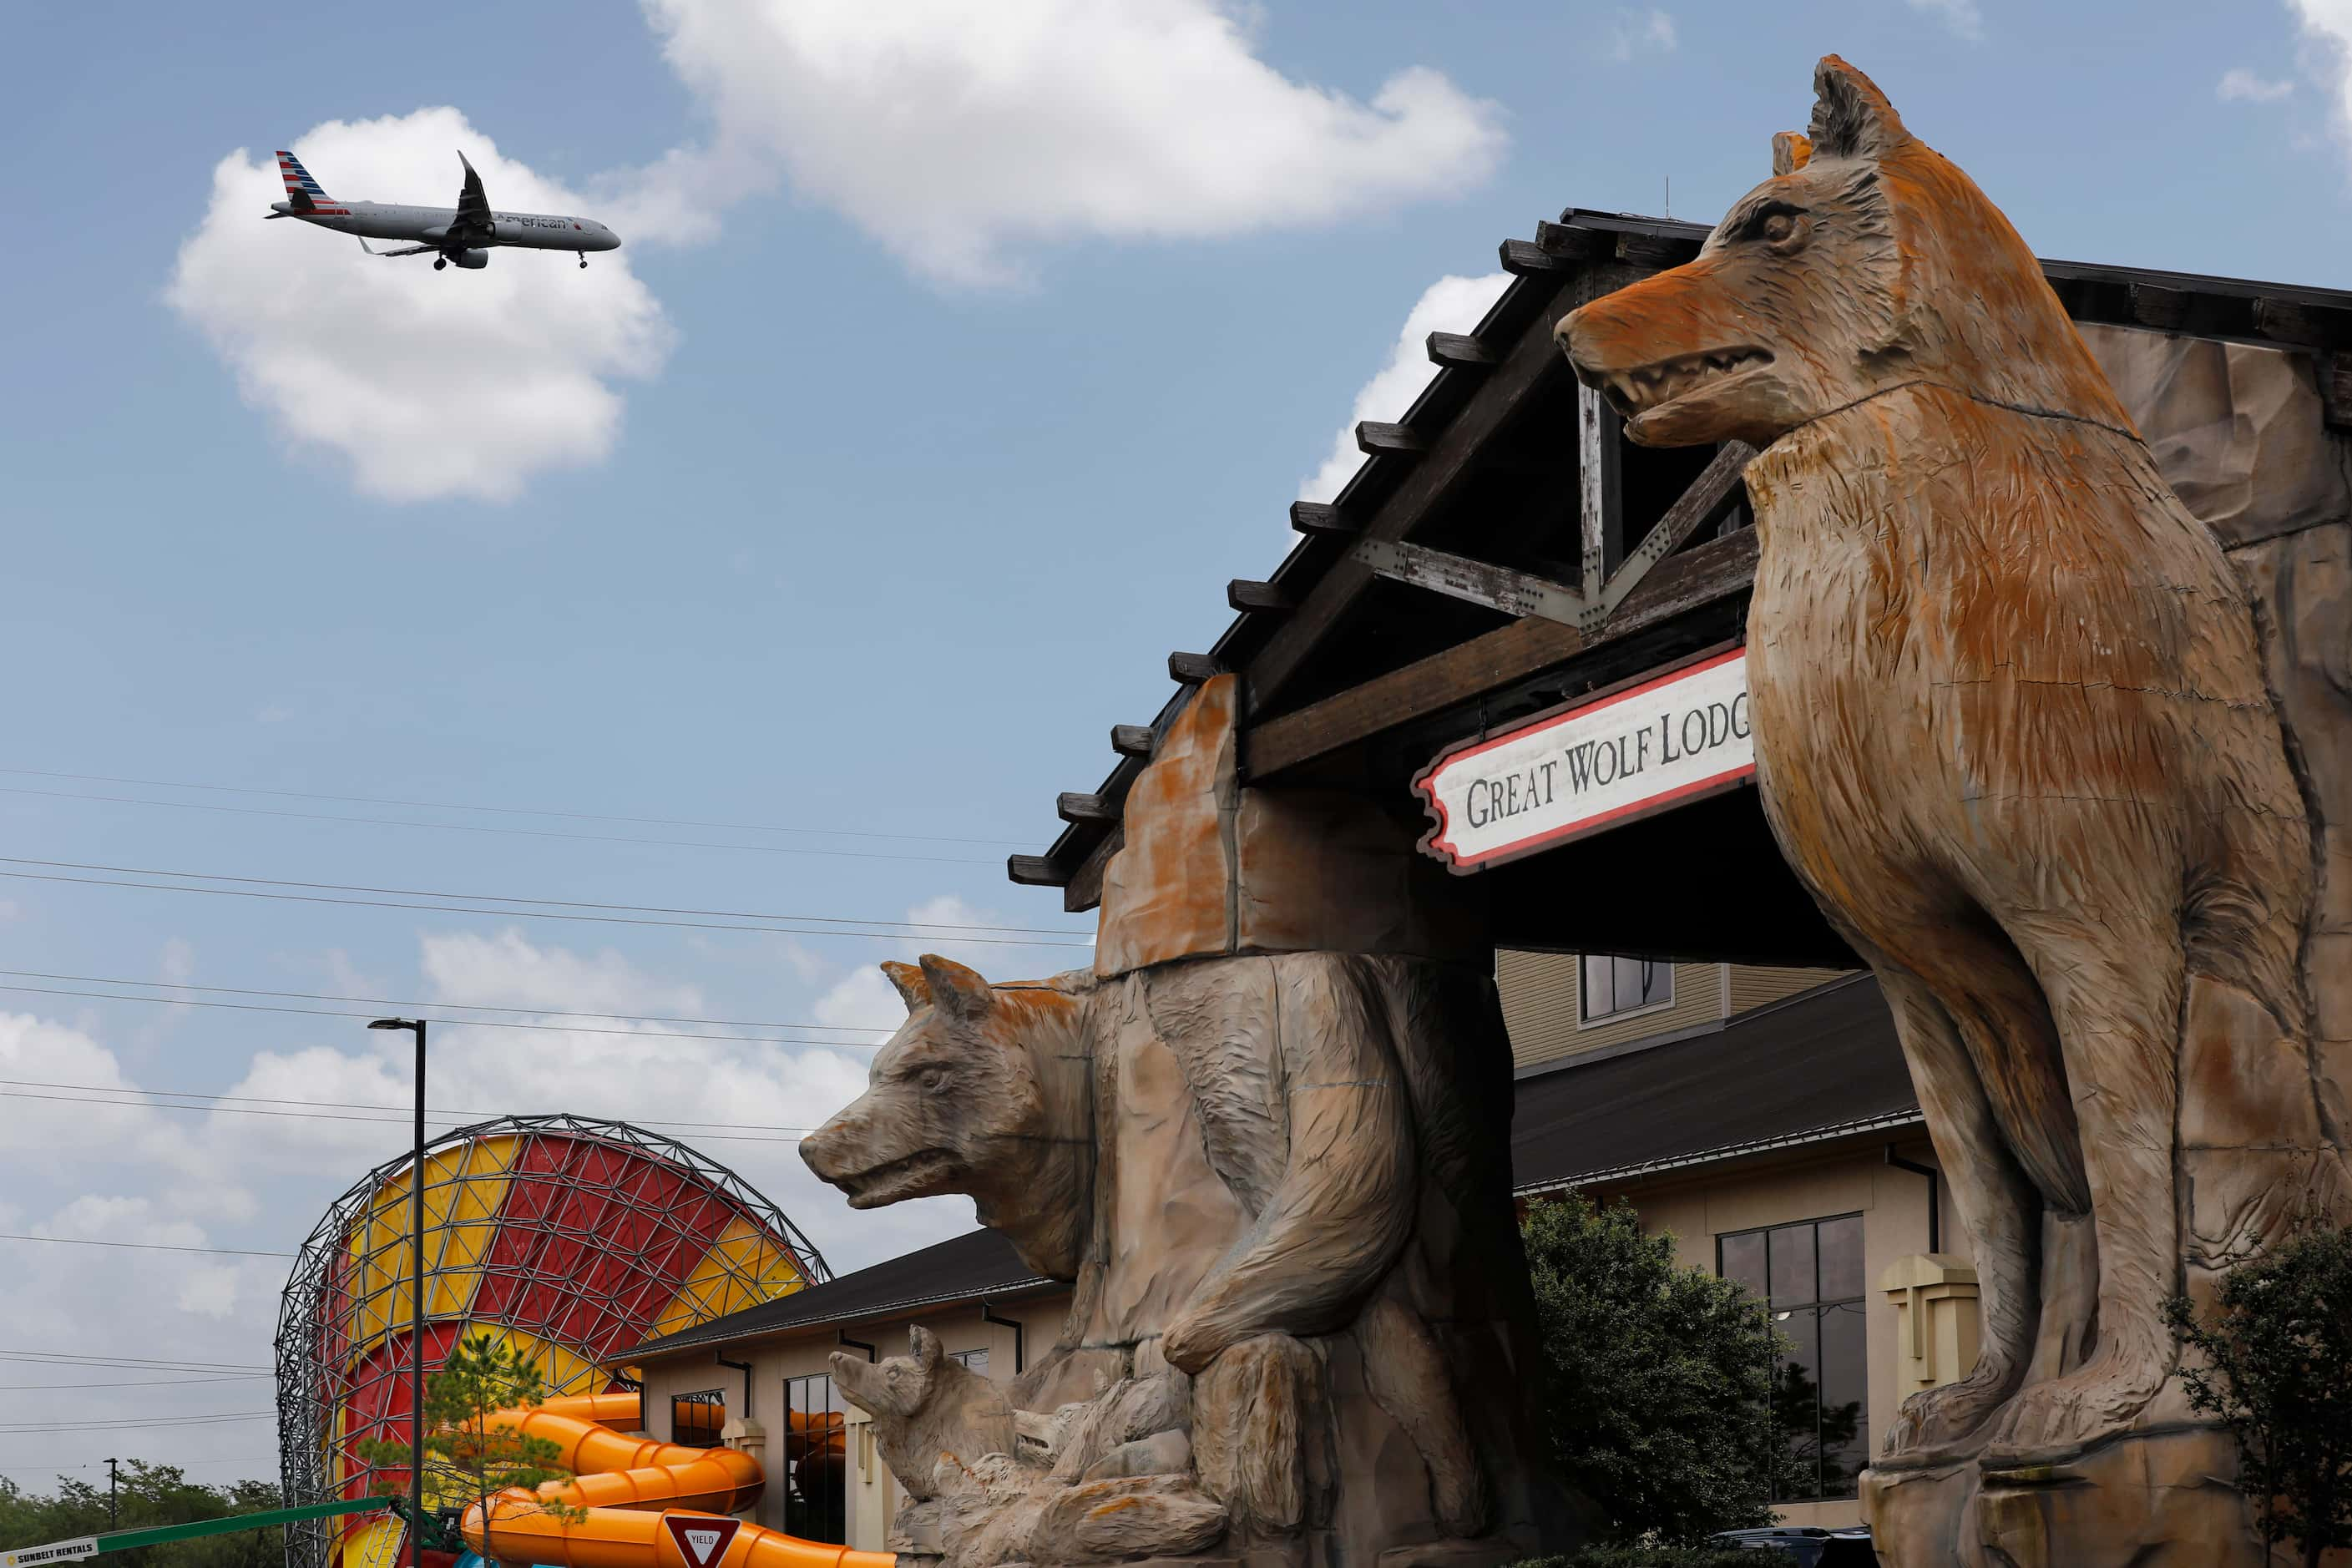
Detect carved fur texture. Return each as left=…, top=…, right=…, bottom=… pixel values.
left=1561, top=55, right=2333, bottom=1472
left=802, top=949, right=1548, bottom=1565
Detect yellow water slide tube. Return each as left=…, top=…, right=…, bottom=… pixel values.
left=460, top=1393, right=890, bottom=1568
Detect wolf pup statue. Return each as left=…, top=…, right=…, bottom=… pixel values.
left=1560, top=52, right=2334, bottom=1502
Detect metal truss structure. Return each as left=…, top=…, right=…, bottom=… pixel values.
left=275, top=1113, right=830, bottom=1568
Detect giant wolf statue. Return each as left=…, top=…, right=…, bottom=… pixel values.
left=1561, top=54, right=2341, bottom=1567
left=801, top=677, right=1560, bottom=1568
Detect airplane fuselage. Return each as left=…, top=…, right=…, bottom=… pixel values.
left=271, top=200, right=621, bottom=253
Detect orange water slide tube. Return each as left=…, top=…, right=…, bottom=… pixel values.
left=458, top=1397, right=890, bottom=1568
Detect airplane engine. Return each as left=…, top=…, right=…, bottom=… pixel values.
left=450, top=249, right=490, bottom=270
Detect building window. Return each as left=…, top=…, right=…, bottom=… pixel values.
left=1580, top=955, right=1671, bottom=1023
left=671, top=1389, right=725, bottom=1449
left=1717, top=1213, right=1869, bottom=1502
left=784, top=1373, right=847, bottom=1545
left=949, top=1347, right=989, bottom=1377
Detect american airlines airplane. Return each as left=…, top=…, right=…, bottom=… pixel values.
left=266, top=149, right=621, bottom=271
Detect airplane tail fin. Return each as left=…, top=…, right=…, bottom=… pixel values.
left=275, top=150, right=348, bottom=215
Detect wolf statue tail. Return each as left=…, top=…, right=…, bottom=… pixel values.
left=274, top=149, right=347, bottom=215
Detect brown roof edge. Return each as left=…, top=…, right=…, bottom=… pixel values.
left=620, top=1273, right=1064, bottom=1363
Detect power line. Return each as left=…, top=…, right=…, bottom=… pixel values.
left=0, top=1089, right=810, bottom=1146
left=0, top=1352, right=270, bottom=1373
left=0, top=1413, right=275, bottom=1434
left=0, top=783, right=1004, bottom=865
left=0, top=982, right=886, bottom=1051
left=0, top=857, right=1087, bottom=938
left=1, top=1076, right=825, bottom=1136
left=0, top=1373, right=272, bottom=1389
left=0, top=968, right=889, bottom=1034
left=0, top=1232, right=295, bottom=1260
left=0, top=862, right=1090, bottom=949
left=0, top=765, right=1033, bottom=847
left=0, top=1454, right=279, bottom=1477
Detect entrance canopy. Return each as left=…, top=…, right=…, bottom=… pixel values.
left=1009, top=209, right=2352, bottom=967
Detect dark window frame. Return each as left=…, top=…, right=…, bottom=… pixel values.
left=1716, top=1212, right=1869, bottom=1503
left=1579, top=953, right=1673, bottom=1024
left=670, top=1388, right=726, bottom=1449
left=948, top=1347, right=989, bottom=1376
left=784, top=1372, right=847, bottom=1545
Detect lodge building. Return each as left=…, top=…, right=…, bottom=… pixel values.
left=625, top=206, right=2352, bottom=1545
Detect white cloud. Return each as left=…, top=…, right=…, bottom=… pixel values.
left=2219, top=66, right=2295, bottom=102
left=1299, top=271, right=1512, bottom=504
left=419, top=927, right=706, bottom=1016
left=1905, top=0, right=1984, bottom=40
left=1609, top=8, right=1677, bottom=60
left=636, top=0, right=1509, bottom=286
left=166, top=109, right=673, bottom=503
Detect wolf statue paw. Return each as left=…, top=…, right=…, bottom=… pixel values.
left=1980, top=1348, right=2165, bottom=1466
left=1879, top=1357, right=2021, bottom=1466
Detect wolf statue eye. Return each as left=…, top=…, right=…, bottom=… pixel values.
left=919, top=1067, right=951, bottom=1093
left=1761, top=211, right=1798, bottom=244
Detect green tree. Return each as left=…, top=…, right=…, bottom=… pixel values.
left=2163, top=1225, right=2352, bottom=1568
left=0, top=1463, right=285, bottom=1568
left=1522, top=1194, right=1780, bottom=1545
left=357, top=1332, right=583, bottom=1559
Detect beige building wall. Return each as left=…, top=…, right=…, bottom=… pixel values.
left=635, top=1293, right=1071, bottom=1553
left=1590, top=1136, right=1960, bottom=1531
left=1499, top=953, right=1854, bottom=1069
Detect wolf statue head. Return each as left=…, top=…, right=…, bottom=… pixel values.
left=797, top=955, right=1094, bottom=1280
left=1558, top=55, right=2133, bottom=451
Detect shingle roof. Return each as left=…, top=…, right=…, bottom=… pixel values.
left=621, top=1226, right=1057, bottom=1361
left=1510, top=973, right=1920, bottom=1192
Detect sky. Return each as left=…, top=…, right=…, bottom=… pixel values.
left=3, top=0, right=2352, bottom=1496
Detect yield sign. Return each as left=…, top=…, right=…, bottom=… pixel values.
left=661, top=1515, right=742, bottom=1568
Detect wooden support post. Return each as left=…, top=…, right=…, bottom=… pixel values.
left=1578, top=383, right=1623, bottom=586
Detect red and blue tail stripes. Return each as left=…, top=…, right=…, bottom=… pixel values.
left=276, top=150, right=348, bottom=215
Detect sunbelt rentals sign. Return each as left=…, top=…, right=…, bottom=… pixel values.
left=1415, top=645, right=1754, bottom=870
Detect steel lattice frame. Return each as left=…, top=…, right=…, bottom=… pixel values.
left=275, top=1113, right=830, bottom=1568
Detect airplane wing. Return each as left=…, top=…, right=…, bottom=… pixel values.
left=362, top=240, right=443, bottom=259
left=453, top=151, right=493, bottom=237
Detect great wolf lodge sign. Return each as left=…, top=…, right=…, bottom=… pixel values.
left=1415, top=647, right=1754, bottom=870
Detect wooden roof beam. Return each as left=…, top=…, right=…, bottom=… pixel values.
left=1426, top=331, right=1497, bottom=370
left=1056, top=791, right=1117, bottom=825
left=1227, top=579, right=1295, bottom=615
left=1289, top=501, right=1356, bottom=537
left=1355, top=422, right=1425, bottom=458
left=1169, top=651, right=1222, bottom=685
left=1110, top=724, right=1156, bottom=758
left=1006, top=854, right=1068, bottom=888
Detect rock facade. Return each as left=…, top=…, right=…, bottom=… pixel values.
left=801, top=676, right=1565, bottom=1568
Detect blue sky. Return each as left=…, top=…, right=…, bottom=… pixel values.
left=1, top=0, right=2349, bottom=1490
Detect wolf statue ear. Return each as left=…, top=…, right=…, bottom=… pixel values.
left=917, top=953, right=995, bottom=1024
left=1771, top=131, right=1812, bottom=176
left=908, top=1323, right=943, bottom=1371
left=1808, top=54, right=1908, bottom=159
left=880, top=960, right=930, bottom=1014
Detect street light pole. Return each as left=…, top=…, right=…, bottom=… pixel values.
left=369, top=1018, right=427, bottom=1568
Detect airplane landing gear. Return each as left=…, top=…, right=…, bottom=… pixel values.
left=433, top=256, right=448, bottom=271
left=577, top=251, right=587, bottom=269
